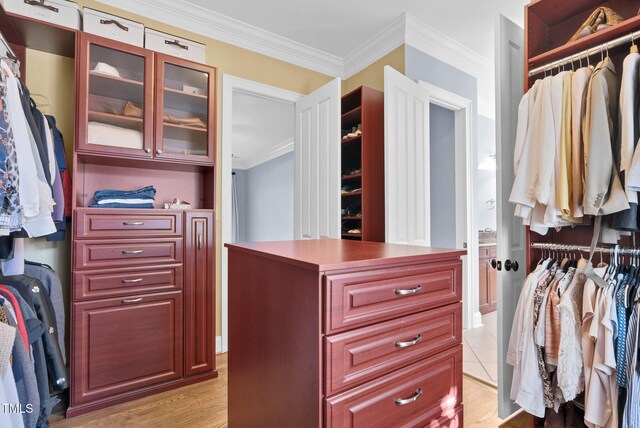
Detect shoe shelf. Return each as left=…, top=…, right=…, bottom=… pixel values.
left=340, top=85, right=384, bottom=242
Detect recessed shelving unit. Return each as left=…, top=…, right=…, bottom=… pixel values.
left=340, top=86, right=384, bottom=242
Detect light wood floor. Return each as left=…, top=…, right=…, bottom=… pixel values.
left=50, top=354, right=530, bottom=427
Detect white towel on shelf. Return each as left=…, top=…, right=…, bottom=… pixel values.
left=97, top=198, right=155, bottom=205
left=88, top=121, right=144, bottom=150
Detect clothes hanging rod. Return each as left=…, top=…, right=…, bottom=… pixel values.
left=531, top=242, right=639, bottom=255
left=528, top=29, right=640, bottom=77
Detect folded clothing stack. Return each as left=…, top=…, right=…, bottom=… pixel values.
left=89, top=185, right=156, bottom=209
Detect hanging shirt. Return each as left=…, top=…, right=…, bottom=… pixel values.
left=570, top=66, right=593, bottom=219
left=583, top=59, right=629, bottom=216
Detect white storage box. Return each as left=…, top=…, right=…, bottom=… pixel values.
left=144, top=28, right=205, bottom=64
left=1, top=0, right=81, bottom=30
left=84, top=8, right=144, bottom=47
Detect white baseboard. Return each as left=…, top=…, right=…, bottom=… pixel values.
left=472, top=311, right=483, bottom=329
left=216, top=336, right=222, bottom=354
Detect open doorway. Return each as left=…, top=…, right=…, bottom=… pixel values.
left=230, top=91, right=295, bottom=243
left=221, top=76, right=303, bottom=353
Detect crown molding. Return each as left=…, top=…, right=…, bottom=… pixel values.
left=233, top=137, right=294, bottom=170
left=99, top=1, right=496, bottom=112
left=96, top=0, right=344, bottom=77
left=404, top=14, right=492, bottom=82
left=343, top=14, right=406, bottom=79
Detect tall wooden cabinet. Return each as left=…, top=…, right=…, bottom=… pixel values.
left=69, top=33, right=217, bottom=417
left=340, top=86, right=385, bottom=242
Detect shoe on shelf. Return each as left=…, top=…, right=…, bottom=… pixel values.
left=348, top=228, right=361, bottom=234
left=354, top=124, right=362, bottom=137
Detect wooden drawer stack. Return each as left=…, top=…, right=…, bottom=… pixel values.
left=70, top=208, right=215, bottom=416
left=227, top=239, right=465, bottom=428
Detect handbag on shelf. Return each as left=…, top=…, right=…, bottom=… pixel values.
left=567, top=7, right=624, bottom=43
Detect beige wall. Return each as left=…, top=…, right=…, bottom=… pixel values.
left=343, top=45, right=405, bottom=94
left=25, top=0, right=334, bottom=338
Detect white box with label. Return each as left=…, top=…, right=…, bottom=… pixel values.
left=144, top=28, right=205, bottom=64
left=1, top=0, right=81, bottom=30
left=84, top=8, right=144, bottom=47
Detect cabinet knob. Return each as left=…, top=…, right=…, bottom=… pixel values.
left=144, top=148, right=151, bottom=154
left=156, top=149, right=162, bottom=155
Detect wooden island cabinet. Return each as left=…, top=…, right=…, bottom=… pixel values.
left=226, top=239, right=465, bottom=428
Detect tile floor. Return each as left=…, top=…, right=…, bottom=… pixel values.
left=463, top=311, right=498, bottom=386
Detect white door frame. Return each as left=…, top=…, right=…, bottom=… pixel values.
left=221, top=75, right=303, bottom=353
left=418, top=81, right=481, bottom=329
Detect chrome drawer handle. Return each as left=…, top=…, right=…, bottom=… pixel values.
left=394, top=285, right=422, bottom=296
left=122, top=250, right=144, bottom=255
left=197, top=233, right=202, bottom=250
left=122, top=278, right=143, bottom=284
left=123, top=221, right=144, bottom=226
left=122, top=298, right=143, bottom=304
left=395, top=334, right=422, bottom=349
left=395, top=388, right=423, bottom=406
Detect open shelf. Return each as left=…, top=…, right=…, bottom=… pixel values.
left=341, top=233, right=362, bottom=239
left=342, top=216, right=362, bottom=220
left=528, top=14, right=640, bottom=68
left=0, top=5, right=77, bottom=58
left=342, top=173, right=362, bottom=181
left=341, top=190, right=362, bottom=197
left=342, top=135, right=362, bottom=145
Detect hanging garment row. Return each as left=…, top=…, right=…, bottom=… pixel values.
left=510, top=40, right=640, bottom=242
left=0, top=261, right=67, bottom=428
left=509, top=245, right=640, bottom=427
left=0, top=58, right=72, bottom=276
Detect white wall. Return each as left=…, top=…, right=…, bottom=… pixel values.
left=477, top=114, right=497, bottom=231
left=235, top=152, right=294, bottom=242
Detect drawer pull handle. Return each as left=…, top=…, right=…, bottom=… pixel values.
left=122, top=278, right=143, bottom=284
left=197, top=233, right=202, bottom=250
left=122, top=250, right=144, bottom=255
left=395, top=334, right=422, bottom=349
left=100, top=18, right=129, bottom=32
left=123, top=221, right=144, bottom=226
left=122, top=298, right=143, bottom=304
left=165, top=39, right=189, bottom=50
left=395, top=388, right=423, bottom=406
left=24, top=0, right=58, bottom=13
left=394, top=285, right=422, bottom=296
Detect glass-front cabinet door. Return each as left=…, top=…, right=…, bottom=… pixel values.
left=77, top=33, right=154, bottom=158
left=155, top=54, right=215, bottom=165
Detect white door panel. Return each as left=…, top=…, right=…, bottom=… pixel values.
left=294, top=78, right=341, bottom=239
left=496, top=14, right=525, bottom=419
left=384, top=66, right=431, bottom=246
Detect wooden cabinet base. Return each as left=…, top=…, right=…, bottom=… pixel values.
left=66, top=371, right=218, bottom=418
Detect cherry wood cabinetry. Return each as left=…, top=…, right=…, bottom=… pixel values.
left=341, top=86, right=385, bottom=242
left=76, top=33, right=215, bottom=165
left=70, top=31, right=217, bottom=418
left=71, top=291, right=183, bottom=406
left=184, top=211, right=214, bottom=376
left=478, top=245, right=497, bottom=315
left=227, top=239, right=465, bottom=427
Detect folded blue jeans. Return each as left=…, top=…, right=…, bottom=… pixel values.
left=89, top=203, right=154, bottom=209
left=93, top=185, right=156, bottom=201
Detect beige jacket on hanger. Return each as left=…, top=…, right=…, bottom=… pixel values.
left=583, top=59, right=629, bottom=216
left=570, top=66, right=592, bottom=219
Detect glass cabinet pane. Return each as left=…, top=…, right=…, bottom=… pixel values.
left=88, top=43, right=146, bottom=151
left=160, top=63, right=209, bottom=158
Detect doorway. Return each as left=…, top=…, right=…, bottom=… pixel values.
left=221, top=76, right=303, bottom=353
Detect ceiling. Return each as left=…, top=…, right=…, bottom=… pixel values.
left=232, top=92, right=294, bottom=170
left=186, top=0, right=527, bottom=60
